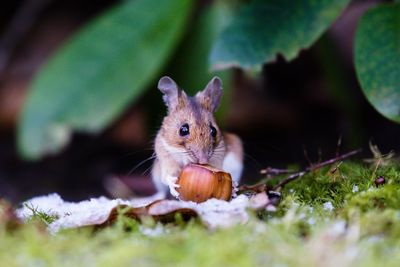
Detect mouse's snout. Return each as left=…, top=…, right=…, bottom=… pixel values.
left=195, top=150, right=209, bottom=165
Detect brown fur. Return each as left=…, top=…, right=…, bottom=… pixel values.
left=223, top=133, right=243, bottom=162
left=158, top=95, right=225, bottom=165
left=151, top=76, right=242, bottom=195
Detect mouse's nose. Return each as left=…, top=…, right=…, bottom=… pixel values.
left=196, top=151, right=209, bottom=165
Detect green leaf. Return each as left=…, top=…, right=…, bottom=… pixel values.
left=210, top=0, right=350, bottom=70
left=17, top=0, right=194, bottom=159
left=355, top=3, right=400, bottom=123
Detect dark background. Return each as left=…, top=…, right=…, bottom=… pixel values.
left=0, top=0, right=399, bottom=203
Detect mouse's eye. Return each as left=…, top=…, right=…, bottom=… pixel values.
left=179, top=123, right=190, bottom=136
left=210, top=125, right=217, bottom=138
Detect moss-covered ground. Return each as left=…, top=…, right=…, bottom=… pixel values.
left=1, top=161, right=400, bottom=267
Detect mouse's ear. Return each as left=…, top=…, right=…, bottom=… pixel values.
left=197, top=76, right=222, bottom=112
left=158, top=76, right=186, bottom=111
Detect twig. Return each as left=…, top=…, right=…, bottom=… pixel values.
left=271, top=171, right=307, bottom=191
left=272, top=149, right=361, bottom=190
left=370, top=157, right=381, bottom=182
left=238, top=183, right=267, bottom=193
left=240, top=149, right=361, bottom=194
left=330, top=161, right=343, bottom=182
left=304, top=149, right=361, bottom=172
left=330, top=161, right=343, bottom=175
left=260, top=167, right=296, bottom=176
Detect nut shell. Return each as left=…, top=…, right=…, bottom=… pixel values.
left=177, top=164, right=232, bottom=203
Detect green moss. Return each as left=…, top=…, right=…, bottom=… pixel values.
left=23, top=203, right=58, bottom=225
left=1, top=161, right=400, bottom=266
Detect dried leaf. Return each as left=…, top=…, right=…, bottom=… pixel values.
left=17, top=193, right=273, bottom=232
left=0, top=199, right=22, bottom=231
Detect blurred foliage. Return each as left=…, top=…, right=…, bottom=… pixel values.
left=210, top=0, right=350, bottom=70
left=17, top=0, right=400, bottom=159
left=355, top=3, right=400, bottom=123
left=17, top=0, right=194, bottom=159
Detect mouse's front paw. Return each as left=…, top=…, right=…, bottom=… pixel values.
left=166, top=175, right=180, bottom=198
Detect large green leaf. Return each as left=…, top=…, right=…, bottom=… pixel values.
left=17, top=0, right=194, bottom=159
left=355, top=3, right=400, bottom=123
left=210, top=0, right=350, bottom=70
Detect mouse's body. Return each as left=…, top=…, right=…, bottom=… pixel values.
left=151, top=76, right=243, bottom=197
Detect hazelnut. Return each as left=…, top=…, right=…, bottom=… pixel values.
left=177, top=164, right=232, bottom=203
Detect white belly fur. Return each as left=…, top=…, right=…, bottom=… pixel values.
left=222, top=151, right=243, bottom=183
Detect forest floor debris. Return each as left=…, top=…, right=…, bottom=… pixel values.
left=1, top=161, right=400, bottom=266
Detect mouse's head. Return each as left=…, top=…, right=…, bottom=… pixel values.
left=157, top=76, right=225, bottom=166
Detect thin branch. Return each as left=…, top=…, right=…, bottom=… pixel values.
left=272, top=149, right=361, bottom=190
left=259, top=167, right=296, bottom=176
left=305, top=149, right=361, bottom=172
left=238, top=183, right=267, bottom=193
left=330, top=161, right=343, bottom=175
left=270, top=171, right=306, bottom=191
left=370, top=157, right=381, bottom=182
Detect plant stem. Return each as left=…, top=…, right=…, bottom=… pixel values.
left=272, top=149, right=361, bottom=190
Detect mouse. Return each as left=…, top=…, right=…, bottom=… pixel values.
left=151, top=76, right=243, bottom=198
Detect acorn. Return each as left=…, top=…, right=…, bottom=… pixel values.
left=177, top=164, right=232, bottom=203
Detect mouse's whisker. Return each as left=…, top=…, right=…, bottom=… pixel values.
left=128, top=154, right=157, bottom=175
left=141, top=164, right=154, bottom=176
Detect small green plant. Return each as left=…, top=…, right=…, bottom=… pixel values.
left=24, top=203, right=58, bottom=225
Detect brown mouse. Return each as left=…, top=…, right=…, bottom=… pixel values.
left=151, top=76, right=243, bottom=198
